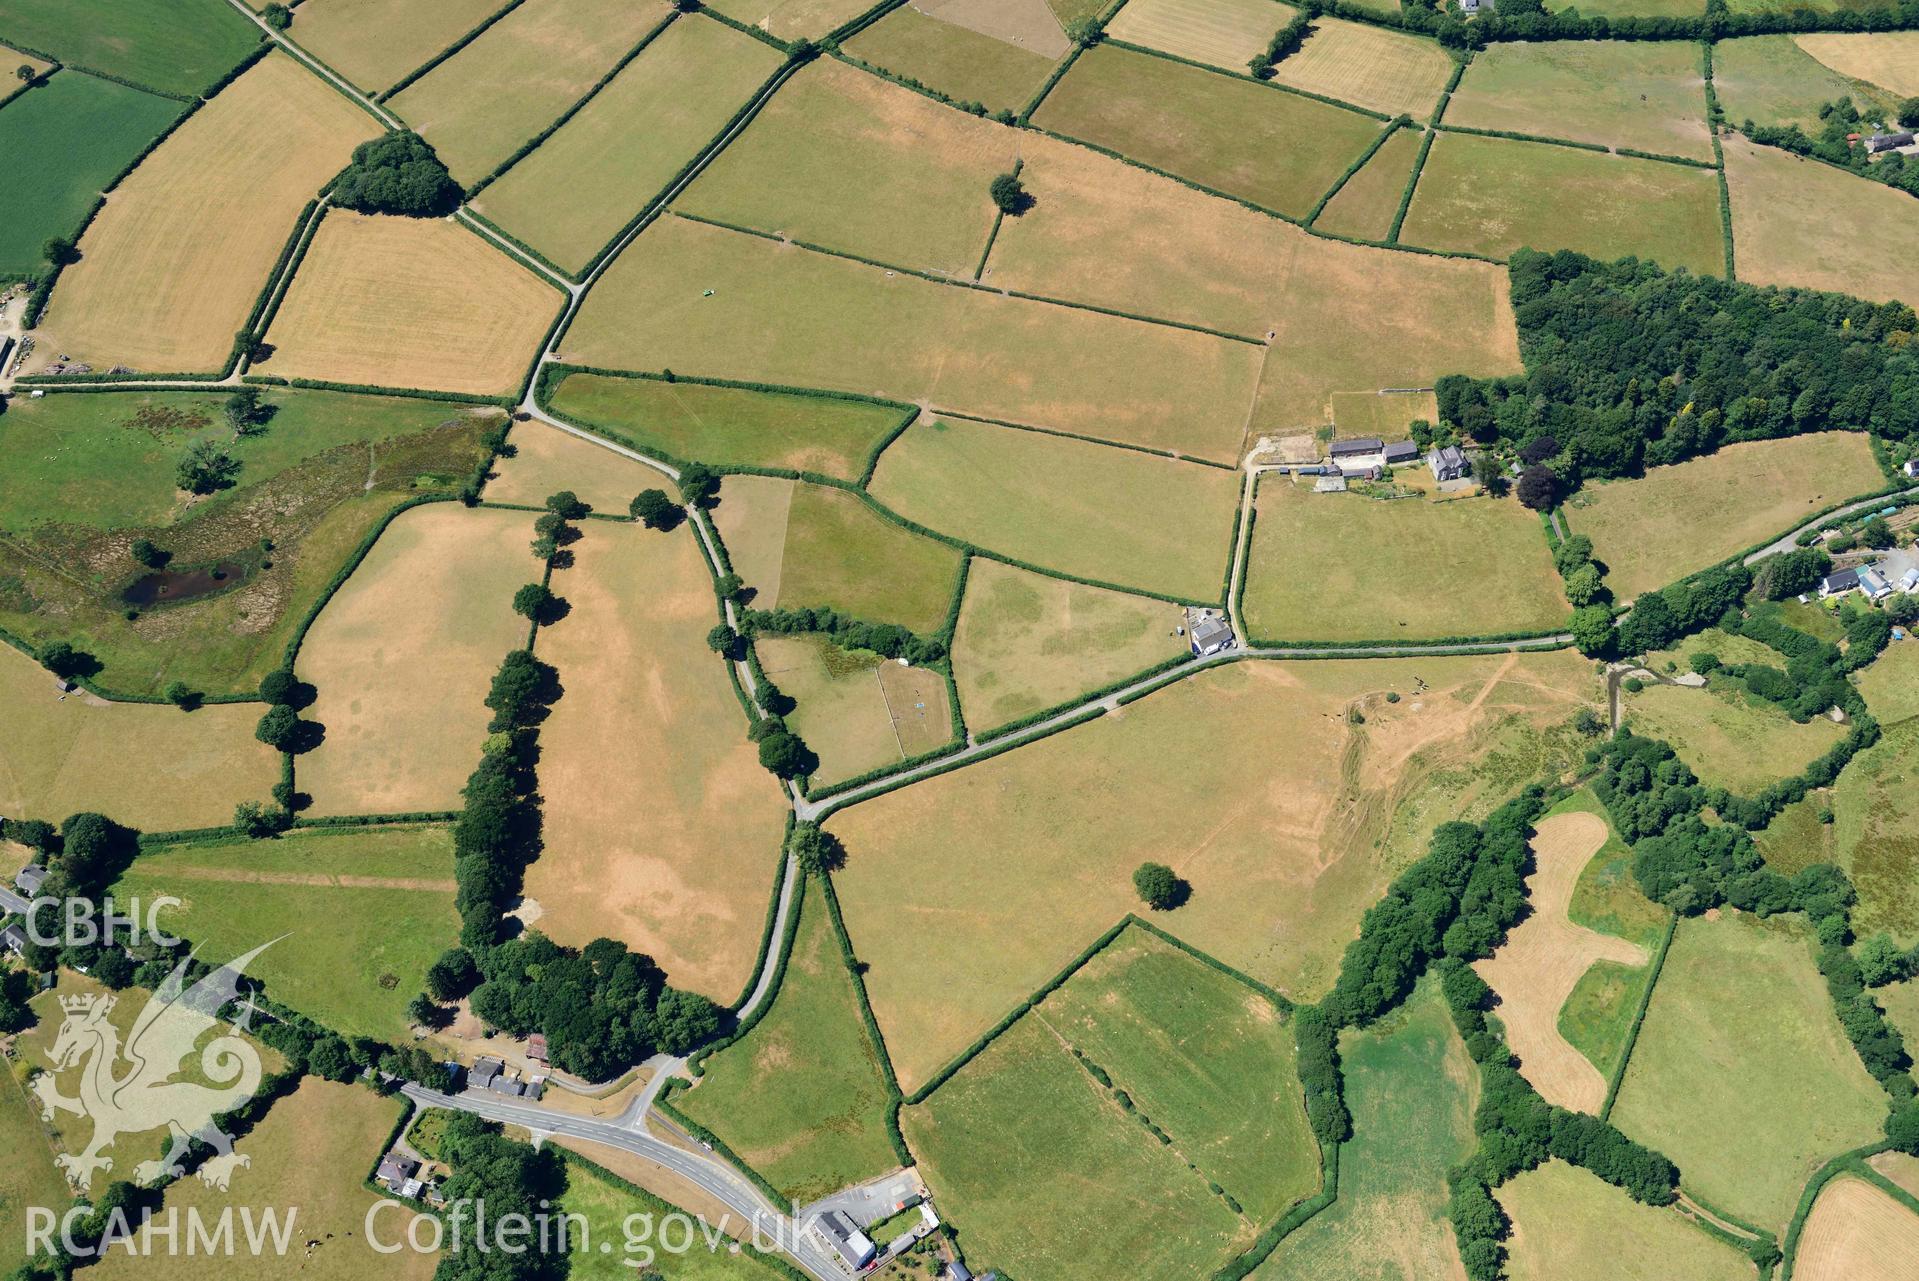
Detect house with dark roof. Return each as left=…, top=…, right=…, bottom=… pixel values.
left=470, top=1057, right=504, bottom=1090
left=812, top=1210, right=876, bottom=1271
left=1190, top=614, right=1235, bottom=657
left=376, top=1153, right=421, bottom=1193
left=1819, top=568, right=1861, bottom=599
left=1427, top=445, right=1469, bottom=482
left=14, top=865, right=46, bottom=896
left=2, top=923, right=26, bottom=956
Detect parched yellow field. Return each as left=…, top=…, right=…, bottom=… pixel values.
left=759, top=635, right=953, bottom=785
left=260, top=211, right=562, bottom=396
left=285, top=0, right=505, bottom=93
left=1445, top=39, right=1712, bottom=160
left=982, top=135, right=1521, bottom=429
left=1793, top=1176, right=1919, bottom=1281
left=564, top=213, right=1263, bottom=460
left=1792, top=31, right=1919, bottom=97
left=676, top=56, right=1018, bottom=278
left=828, top=652, right=1600, bottom=1090
left=952, top=559, right=1185, bottom=732
left=1104, top=0, right=1296, bottom=74
left=1725, top=137, right=1919, bottom=306
left=484, top=419, right=665, bottom=514
left=1310, top=124, right=1421, bottom=240
left=0, top=42, right=52, bottom=104
left=388, top=0, right=672, bottom=185
left=706, top=0, right=881, bottom=40
left=1272, top=19, right=1456, bottom=119
left=39, top=54, right=378, bottom=374
left=474, top=14, right=784, bottom=274
left=297, top=504, right=535, bottom=816
left=0, top=642, right=277, bottom=830
left=524, top=521, right=790, bottom=1004
left=1563, top=432, right=1886, bottom=599
left=1622, top=682, right=1847, bottom=794
left=1497, top=1161, right=1754, bottom=1281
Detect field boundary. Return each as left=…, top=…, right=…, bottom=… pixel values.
left=1597, top=910, right=1678, bottom=1121
left=374, top=0, right=530, bottom=102
left=1306, top=115, right=1413, bottom=227
left=1099, top=36, right=1394, bottom=123
left=1388, top=54, right=1461, bottom=244
left=819, top=872, right=914, bottom=1162
left=928, top=406, right=1241, bottom=469
left=1778, top=1142, right=1895, bottom=1281
left=1701, top=40, right=1735, bottom=282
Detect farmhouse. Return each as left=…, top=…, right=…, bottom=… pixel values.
left=1428, top=444, right=1470, bottom=481
left=1, top=923, right=24, bottom=956
left=1858, top=566, right=1893, bottom=600
left=469, top=1056, right=505, bottom=1090
left=1189, top=611, right=1236, bottom=657
left=14, top=865, right=46, bottom=896
left=375, top=1152, right=423, bottom=1199
left=1329, top=437, right=1387, bottom=469
left=811, top=1209, right=876, bottom=1271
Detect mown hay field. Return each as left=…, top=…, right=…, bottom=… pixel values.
left=1445, top=39, right=1713, bottom=159
left=545, top=370, right=911, bottom=482
left=522, top=521, right=791, bottom=1004
left=974, top=134, right=1522, bottom=429
left=1725, top=136, right=1919, bottom=305
left=1563, top=432, right=1886, bottom=598
left=0, top=0, right=260, bottom=95
left=677, top=878, right=900, bottom=1202
left=1242, top=478, right=1567, bottom=642
left=1609, top=912, right=1888, bottom=1230
left=285, top=0, right=505, bottom=94
left=388, top=0, right=672, bottom=186
left=113, top=825, right=458, bottom=1042
left=1712, top=34, right=1902, bottom=131
left=1791, top=1176, right=1919, bottom=1281
left=713, top=474, right=963, bottom=634
left=0, top=71, right=180, bottom=277
left=485, top=419, right=664, bottom=514
left=1832, top=718, right=1919, bottom=945
left=0, top=389, right=499, bottom=696
left=704, top=0, right=879, bottom=40
left=38, top=54, right=378, bottom=374
left=1791, top=31, right=1919, bottom=96
left=475, top=13, right=783, bottom=274
left=760, top=636, right=952, bottom=785
left=1311, top=125, right=1421, bottom=240
left=1104, top=0, right=1296, bottom=74
left=0, top=643, right=277, bottom=830
left=1254, top=978, right=1473, bottom=1280
left=1473, top=811, right=1648, bottom=1113
left=902, top=926, right=1315, bottom=1281
left=1033, top=43, right=1382, bottom=219
left=297, top=504, right=534, bottom=816
left=0, top=41, right=50, bottom=103
left=843, top=2, right=1058, bottom=117
left=952, top=559, right=1184, bottom=733
left=1621, top=681, right=1847, bottom=794
left=1870, top=1151, right=1919, bottom=1201
left=1398, top=132, right=1724, bottom=273
left=260, top=211, right=562, bottom=396
left=89, top=1080, right=434, bottom=1281
left=1496, top=1160, right=1753, bottom=1281
left=564, top=214, right=1263, bottom=460
left=867, top=416, right=1243, bottom=600
left=1272, top=19, right=1455, bottom=118
left=829, top=652, right=1599, bottom=1090
left=676, top=57, right=1017, bottom=278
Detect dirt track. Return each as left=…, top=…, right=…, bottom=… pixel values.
left=1474, top=810, right=1647, bottom=1113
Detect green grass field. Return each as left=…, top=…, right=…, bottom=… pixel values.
left=758, top=635, right=953, bottom=785
left=1399, top=132, right=1725, bottom=272
left=1558, top=790, right=1668, bottom=950
left=545, top=370, right=910, bottom=482
left=1712, top=34, right=1902, bottom=132
left=1545, top=0, right=1702, bottom=15
left=1558, top=959, right=1649, bottom=1084
left=1724, top=135, right=1919, bottom=306
left=1858, top=640, right=1919, bottom=726
left=1832, top=718, right=1919, bottom=946
left=902, top=926, right=1311, bottom=1280
left=1242, top=477, right=1567, bottom=642
left=952, top=559, right=1185, bottom=733
left=1496, top=1160, right=1753, bottom=1281
left=560, top=1156, right=792, bottom=1279
left=1609, top=912, right=1889, bottom=1230
left=113, top=825, right=460, bottom=1042
left=388, top=0, right=669, bottom=185
left=1313, top=125, right=1422, bottom=240
left=0, top=0, right=261, bottom=95
left=1756, top=792, right=1839, bottom=876
left=0, top=388, right=499, bottom=694
left=867, top=416, right=1242, bottom=600
left=1621, top=680, right=1847, bottom=794
left=1884, top=977, right=1919, bottom=1053
left=1566, top=434, right=1887, bottom=599
left=567, top=214, right=1263, bottom=460
left=474, top=14, right=782, bottom=273
left=844, top=4, right=1058, bottom=117
left=0, top=72, right=181, bottom=278
left=678, top=878, right=900, bottom=1204
left=713, top=474, right=963, bottom=634
left=677, top=57, right=1016, bottom=278
left=0, top=1069, right=73, bottom=1278
left=1033, top=43, right=1383, bottom=219
left=1445, top=39, right=1713, bottom=160
left=1254, top=978, right=1475, bottom=1279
